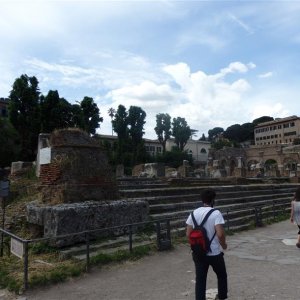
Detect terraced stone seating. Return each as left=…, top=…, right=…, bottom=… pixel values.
left=119, top=179, right=299, bottom=233
left=61, top=178, right=299, bottom=259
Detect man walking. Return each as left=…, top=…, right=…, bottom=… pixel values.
left=186, top=189, right=228, bottom=300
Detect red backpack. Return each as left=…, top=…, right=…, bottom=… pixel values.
left=189, top=209, right=216, bottom=257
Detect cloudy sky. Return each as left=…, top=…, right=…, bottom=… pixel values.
left=1, top=0, right=300, bottom=139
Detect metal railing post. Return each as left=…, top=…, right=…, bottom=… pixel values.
left=166, top=220, right=171, bottom=242
left=254, top=207, right=258, bottom=227
left=0, top=196, right=5, bottom=257
left=129, top=225, right=133, bottom=253
left=156, top=221, right=160, bottom=249
left=23, top=241, right=29, bottom=290
left=85, top=232, right=90, bottom=272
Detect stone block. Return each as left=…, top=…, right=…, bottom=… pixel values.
left=27, top=200, right=149, bottom=247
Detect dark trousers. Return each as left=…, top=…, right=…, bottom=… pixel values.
left=193, top=252, right=228, bottom=300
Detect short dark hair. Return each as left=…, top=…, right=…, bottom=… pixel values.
left=201, top=189, right=216, bottom=205
left=295, top=187, right=300, bottom=201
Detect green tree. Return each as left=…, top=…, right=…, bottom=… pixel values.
left=128, top=106, right=147, bottom=164
left=0, top=118, right=20, bottom=167
left=128, top=106, right=146, bottom=145
left=223, top=124, right=243, bottom=142
left=155, top=147, right=193, bottom=168
left=154, top=113, right=171, bottom=153
left=8, top=74, right=41, bottom=160
left=171, top=117, right=192, bottom=151
left=112, top=105, right=130, bottom=164
left=79, top=96, right=103, bottom=135
left=211, top=139, right=232, bottom=150
left=208, top=127, right=224, bottom=141
left=40, top=90, right=73, bottom=133
left=240, top=122, right=254, bottom=142
left=108, top=107, right=116, bottom=135
left=252, top=116, right=274, bottom=126
left=112, top=105, right=129, bottom=140
left=199, top=133, right=206, bottom=141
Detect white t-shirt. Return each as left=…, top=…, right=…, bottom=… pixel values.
left=186, top=207, right=225, bottom=256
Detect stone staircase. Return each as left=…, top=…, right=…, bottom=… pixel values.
left=119, top=178, right=298, bottom=232
left=60, top=178, right=299, bottom=260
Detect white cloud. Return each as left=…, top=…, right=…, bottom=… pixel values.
left=220, top=61, right=253, bottom=76
left=251, top=103, right=290, bottom=120
left=228, top=13, right=254, bottom=34
left=100, top=61, right=254, bottom=138
left=258, top=72, right=273, bottom=78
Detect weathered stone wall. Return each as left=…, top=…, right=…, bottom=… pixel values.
left=37, top=129, right=119, bottom=203
left=27, top=199, right=149, bottom=247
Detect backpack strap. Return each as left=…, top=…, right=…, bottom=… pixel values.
left=191, top=208, right=216, bottom=228
left=199, top=208, right=216, bottom=226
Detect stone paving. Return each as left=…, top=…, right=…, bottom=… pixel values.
left=1, top=220, right=300, bottom=300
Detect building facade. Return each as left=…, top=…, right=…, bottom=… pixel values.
left=166, top=138, right=211, bottom=163
left=254, top=115, right=300, bottom=146
left=97, top=134, right=210, bottom=162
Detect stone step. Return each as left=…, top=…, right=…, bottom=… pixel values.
left=149, top=194, right=292, bottom=213
left=72, top=240, right=155, bottom=261
left=149, top=198, right=291, bottom=222
left=120, top=189, right=294, bottom=207
left=60, top=233, right=156, bottom=259
left=119, top=184, right=298, bottom=198
left=118, top=183, right=169, bottom=190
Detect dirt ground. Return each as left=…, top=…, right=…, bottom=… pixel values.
left=2, top=220, right=300, bottom=300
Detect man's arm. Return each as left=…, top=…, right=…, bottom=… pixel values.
left=291, top=200, right=294, bottom=223
left=186, top=225, right=193, bottom=238
left=215, top=224, right=227, bottom=250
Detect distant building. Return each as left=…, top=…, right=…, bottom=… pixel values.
left=96, top=134, right=163, bottom=156
left=0, top=98, right=9, bottom=118
left=254, top=115, right=300, bottom=146
left=166, top=138, right=211, bottom=163
left=144, top=138, right=162, bottom=156
left=96, top=134, right=210, bottom=162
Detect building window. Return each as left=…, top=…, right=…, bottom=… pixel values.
left=278, top=125, right=282, bottom=129
left=200, top=148, right=207, bottom=153
left=156, top=147, right=162, bottom=153
left=284, top=131, right=296, bottom=136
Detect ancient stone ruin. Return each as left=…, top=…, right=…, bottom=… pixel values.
left=27, top=129, right=148, bottom=246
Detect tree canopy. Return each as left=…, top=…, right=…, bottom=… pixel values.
left=6, top=74, right=103, bottom=163
left=8, top=74, right=41, bottom=160
left=154, top=113, right=171, bottom=153
left=252, top=116, right=274, bottom=126
left=40, top=90, right=73, bottom=133
left=0, top=118, right=20, bottom=167
left=208, top=127, right=224, bottom=141
left=171, top=117, right=192, bottom=151
left=80, top=96, right=103, bottom=135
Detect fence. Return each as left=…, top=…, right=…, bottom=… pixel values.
left=0, top=200, right=290, bottom=291
left=0, top=218, right=172, bottom=291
